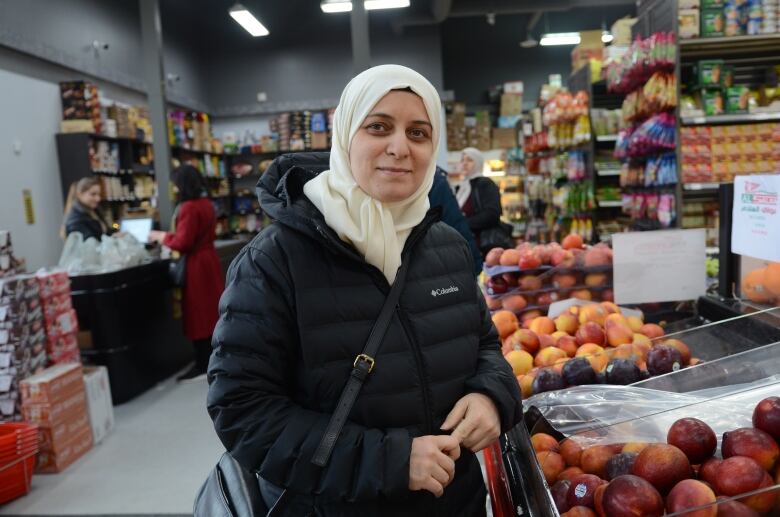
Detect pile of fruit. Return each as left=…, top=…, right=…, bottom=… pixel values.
left=742, top=263, right=780, bottom=307
left=532, top=396, right=780, bottom=516
left=493, top=301, right=699, bottom=399
left=484, top=234, right=614, bottom=322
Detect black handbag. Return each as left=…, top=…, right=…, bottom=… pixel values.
left=168, top=253, right=186, bottom=287
left=472, top=179, right=513, bottom=250
left=193, top=258, right=411, bottom=516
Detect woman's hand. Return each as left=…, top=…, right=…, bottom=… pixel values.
left=440, top=393, right=500, bottom=453
left=408, top=435, right=460, bottom=498
left=148, top=230, right=167, bottom=244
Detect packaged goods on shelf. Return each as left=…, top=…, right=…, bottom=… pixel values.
left=606, top=32, right=676, bottom=94
left=59, top=81, right=102, bottom=134
left=590, top=109, right=623, bottom=136
left=679, top=9, right=702, bottom=38
left=614, top=112, right=676, bottom=159
left=620, top=153, right=678, bottom=187
left=83, top=366, right=113, bottom=445
left=492, top=127, right=518, bottom=149
left=622, top=191, right=677, bottom=229
left=20, top=363, right=93, bottom=473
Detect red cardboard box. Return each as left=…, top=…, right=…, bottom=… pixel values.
left=35, top=424, right=93, bottom=473
left=40, top=293, right=72, bottom=322
left=20, top=363, right=84, bottom=406
left=22, top=389, right=86, bottom=426
left=44, top=310, right=78, bottom=338
left=36, top=271, right=70, bottom=300
left=37, top=408, right=91, bottom=454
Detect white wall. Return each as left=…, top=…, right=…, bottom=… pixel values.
left=0, top=68, right=65, bottom=269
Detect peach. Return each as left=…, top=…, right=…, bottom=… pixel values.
left=486, top=295, right=502, bottom=311
left=558, top=466, right=585, bottom=483
left=667, top=418, right=717, bottom=465
left=602, top=475, right=664, bottom=517
left=555, top=313, right=579, bottom=334
left=666, top=479, right=717, bottom=517
left=499, top=248, right=521, bottom=266
left=554, top=273, right=579, bottom=289
left=534, top=346, right=568, bottom=368
left=556, top=336, right=579, bottom=358
left=537, top=450, right=566, bottom=485
left=552, top=249, right=576, bottom=268
left=621, top=442, right=649, bottom=455
left=631, top=332, right=652, bottom=349
left=505, top=350, right=534, bottom=376
left=560, top=438, right=584, bottom=467
left=699, top=458, right=722, bottom=487
left=485, top=248, right=504, bottom=266
left=714, top=497, right=761, bottom=517
left=663, top=338, right=692, bottom=366
left=626, top=316, right=644, bottom=333
left=632, top=443, right=692, bottom=494
left=521, top=310, right=542, bottom=327
left=593, top=484, right=607, bottom=517
left=519, top=274, right=543, bottom=291
left=600, top=301, right=621, bottom=314
left=504, top=328, right=540, bottom=355
left=753, top=396, right=780, bottom=443
left=584, top=247, right=611, bottom=267
left=612, top=343, right=637, bottom=361
left=639, top=323, right=664, bottom=339
left=576, top=322, right=606, bottom=346
left=532, top=433, right=560, bottom=454
left=492, top=310, right=518, bottom=339
left=530, top=316, right=556, bottom=335
left=722, top=427, right=780, bottom=471
left=562, top=234, right=584, bottom=250
left=581, top=445, right=617, bottom=479
left=567, top=474, right=607, bottom=509
left=561, top=507, right=596, bottom=517
left=519, top=250, right=542, bottom=270
left=519, top=374, right=534, bottom=399
left=605, top=313, right=634, bottom=347
left=585, top=273, right=608, bottom=287
left=571, top=289, right=592, bottom=301
left=714, top=456, right=766, bottom=497
left=738, top=472, right=775, bottom=514
left=538, top=333, right=555, bottom=349
left=551, top=330, right=570, bottom=343
left=502, top=294, right=528, bottom=312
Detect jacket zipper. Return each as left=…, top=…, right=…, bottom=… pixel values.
left=397, top=305, right=434, bottom=436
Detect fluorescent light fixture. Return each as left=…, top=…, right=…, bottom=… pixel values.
left=601, top=32, right=614, bottom=43
left=320, top=0, right=410, bottom=13
left=229, top=3, right=269, bottom=37
left=539, top=32, right=581, bottom=46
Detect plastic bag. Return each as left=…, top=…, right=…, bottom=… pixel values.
left=58, top=232, right=150, bottom=275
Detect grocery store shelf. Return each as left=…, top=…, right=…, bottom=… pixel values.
left=598, top=200, right=623, bottom=208
left=681, top=112, right=780, bottom=126
left=596, top=134, right=618, bottom=142
left=597, top=169, right=621, bottom=177
left=679, top=34, right=780, bottom=55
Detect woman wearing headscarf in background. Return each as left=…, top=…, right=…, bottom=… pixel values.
left=148, top=165, right=224, bottom=382
left=207, top=65, right=521, bottom=516
left=455, top=147, right=511, bottom=256
left=61, top=177, right=114, bottom=241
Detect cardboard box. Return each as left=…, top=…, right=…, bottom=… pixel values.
left=726, top=86, right=750, bottom=114
left=22, top=389, right=87, bottom=426
left=45, top=309, right=78, bottom=338
left=492, top=128, right=518, bottom=149
left=36, top=271, right=70, bottom=299
left=83, top=366, right=114, bottom=444
left=37, top=407, right=91, bottom=454
left=311, top=132, right=328, bottom=150
left=679, top=9, right=701, bottom=39
left=35, top=424, right=93, bottom=473
left=701, top=8, right=725, bottom=37
left=698, top=60, right=725, bottom=87
left=20, top=363, right=84, bottom=406
left=500, top=94, right=523, bottom=117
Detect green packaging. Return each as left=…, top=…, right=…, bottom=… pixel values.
left=721, top=65, right=735, bottom=88
left=701, top=8, right=725, bottom=37
left=698, top=60, right=725, bottom=87
left=701, top=89, right=725, bottom=116
left=726, top=86, right=749, bottom=114
left=701, top=0, right=724, bottom=7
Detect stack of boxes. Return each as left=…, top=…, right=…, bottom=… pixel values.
left=494, top=81, right=523, bottom=149
left=59, top=81, right=102, bottom=134
left=0, top=231, right=25, bottom=279
left=0, top=272, right=47, bottom=422
left=37, top=271, right=80, bottom=366
left=446, top=102, right=467, bottom=151
left=20, top=363, right=93, bottom=473
left=681, top=122, right=780, bottom=183
left=571, top=30, right=604, bottom=74
left=468, top=111, right=492, bottom=151
left=694, top=60, right=752, bottom=117
left=106, top=105, right=134, bottom=139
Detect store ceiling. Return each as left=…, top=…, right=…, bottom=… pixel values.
left=160, top=0, right=637, bottom=51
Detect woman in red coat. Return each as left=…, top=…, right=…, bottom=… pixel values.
left=149, top=165, right=224, bottom=382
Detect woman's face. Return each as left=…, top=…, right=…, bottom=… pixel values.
left=78, top=185, right=101, bottom=210
left=349, top=90, right=434, bottom=203
left=460, top=153, right=476, bottom=175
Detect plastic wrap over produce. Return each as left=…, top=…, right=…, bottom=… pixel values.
left=58, top=233, right=151, bottom=275
left=527, top=377, right=780, bottom=447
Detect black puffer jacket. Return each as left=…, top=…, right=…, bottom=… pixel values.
left=207, top=154, right=522, bottom=516
left=64, top=202, right=112, bottom=241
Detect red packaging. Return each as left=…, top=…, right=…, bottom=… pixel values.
left=35, top=271, right=70, bottom=300
left=35, top=424, right=93, bottom=473
left=21, top=389, right=87, bottom=426
left=44, top=310, right=78, bottom=338
left=20, top=363, right=84, bottom=406
left=40, top=294, right=72, bottom=323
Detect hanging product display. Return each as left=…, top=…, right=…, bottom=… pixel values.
left=606, top=32, right=676, bottom=94
left=543, top=91, right=592, bottom=148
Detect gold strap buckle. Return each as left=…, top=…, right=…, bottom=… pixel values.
left=354, top=354, right=375, bottom=373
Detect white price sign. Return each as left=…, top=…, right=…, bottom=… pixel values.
left=731, top=174, right=780, bottom=263
left=612, top=229, right=707, bottom=305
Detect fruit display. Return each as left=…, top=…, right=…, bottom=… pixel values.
left=493, top=298, right=701, bottom=400
left=531, top=396, right=780, bottom=516
left=483, top=236, right=614, bottom=319
left=741, top=262, right=780, bottom=307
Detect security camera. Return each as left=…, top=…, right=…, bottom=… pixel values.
left=92, top=40, right=109, bottom=51
left=166, top=73, right=181, bottom=83
left=486, top=13, right=496, bottom=26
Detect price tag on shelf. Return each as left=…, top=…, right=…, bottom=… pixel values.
left=612, top=229, right=706, bottom=305
left=732, top=174, right=780, bottom=263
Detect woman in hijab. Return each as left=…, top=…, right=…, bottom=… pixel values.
left=454, top=147, right=509, bottom=255
left=207, top=65, right=521, bottom=516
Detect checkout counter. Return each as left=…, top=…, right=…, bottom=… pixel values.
left=71, top=237, right=249, bottom=404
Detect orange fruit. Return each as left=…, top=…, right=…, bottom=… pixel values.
left=492, top=310, right=519, bottom=339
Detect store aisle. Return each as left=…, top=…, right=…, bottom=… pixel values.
left=1, top=375, right=222, bottom=517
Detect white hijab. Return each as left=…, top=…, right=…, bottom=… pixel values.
left=303, top=64, right=441, bottom=284
left=455, top=147, right=485, bottom=209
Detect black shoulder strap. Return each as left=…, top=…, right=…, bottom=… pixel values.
left=311, top=259, right=411, bottom=467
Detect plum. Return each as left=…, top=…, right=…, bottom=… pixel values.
left=606, top=453, right=638, bottom=481
left=646, top=345, right=683, bottom=376
left=532, top=369, right=566, bottom=394
left=562, top=357, right=597, bottom=386
left=604, top=358, right=641, bottom=385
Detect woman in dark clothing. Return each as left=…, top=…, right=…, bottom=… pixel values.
left=207, top=65, right=521, bottom=516
left=149, top=165, right=224, bottom=382
left=61, top=177, right=113, bottom=241
left=454, top=148, right=509, bottom=255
